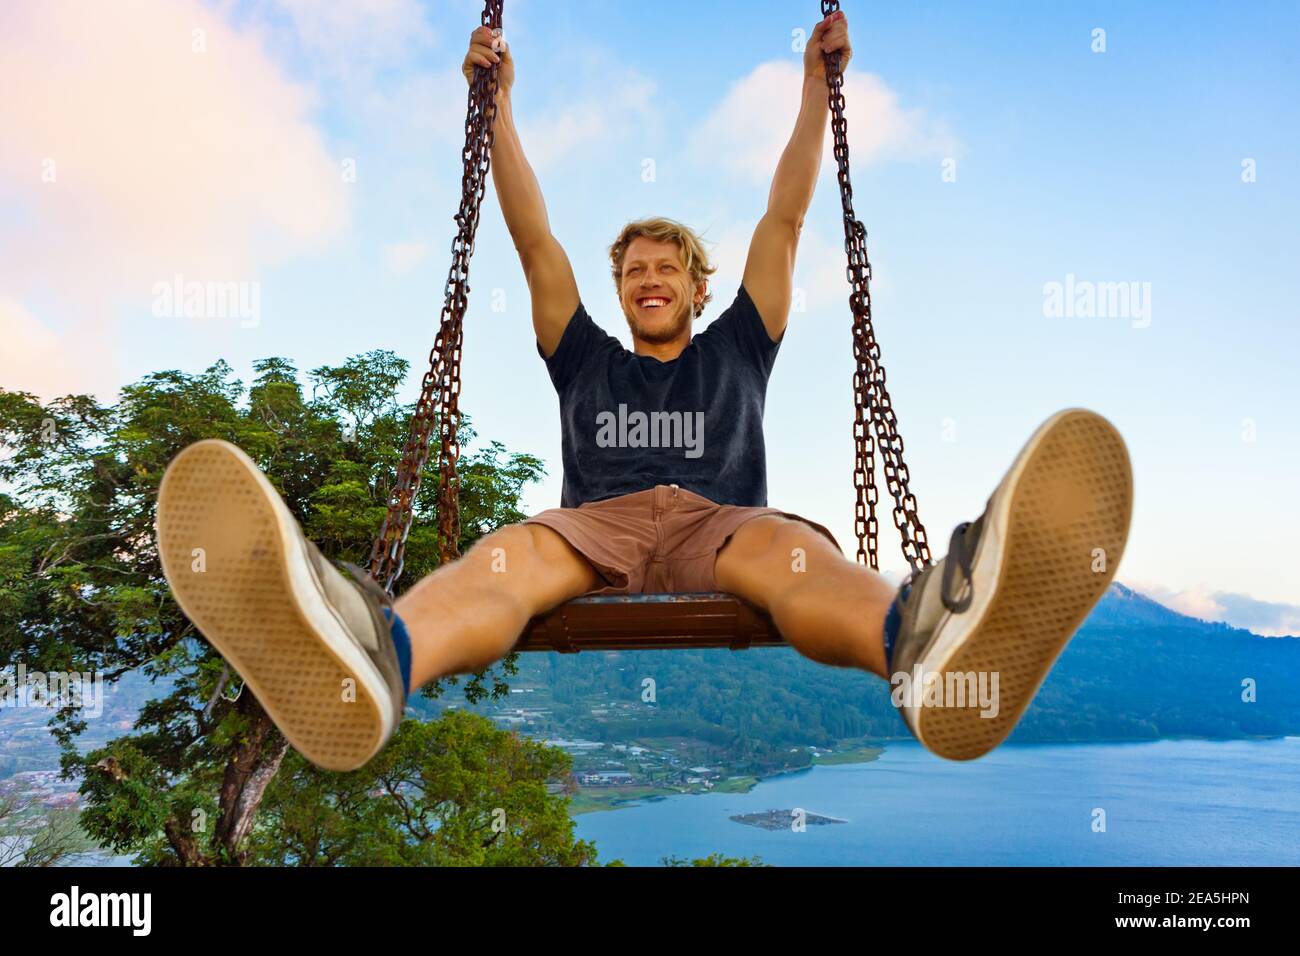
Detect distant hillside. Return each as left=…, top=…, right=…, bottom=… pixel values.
left=0, top=668, right=169, bottom=779
left=490, top=582, right=1300, bottom=749
left=1082, top=582, right=1208, bottom=630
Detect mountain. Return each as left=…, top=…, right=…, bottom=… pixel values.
left=1017, top=582, right=1299, bottom=741
left=456, top=582, right=1300, bottom=755
left=1082, top=582, right=1214, bottom=630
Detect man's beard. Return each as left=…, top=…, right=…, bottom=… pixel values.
left=625, top=299, right=691, bottom=344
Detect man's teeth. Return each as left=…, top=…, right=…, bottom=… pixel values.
left=640, top=298, right=669, bottom=308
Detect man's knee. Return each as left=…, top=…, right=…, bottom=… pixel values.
left=716, top=515, right=838, bottom=598
left=723, top=515, right=832, bottom=569
left=464, top=523, right=546, bottom=575
left=463, top=523, right=598, bottom=595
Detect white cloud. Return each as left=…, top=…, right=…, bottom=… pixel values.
left=0, top=295, right=122, bottom=402
left=384, top=241, right=429, bottom=275
left=274, top=0, right=436, bottom=81
left=517, top=74, right=660, bottom=171
left=1254, top=626, right=1299, bottom=639
left=0, top=0, right=348, bottom=400
left=690, top=219, right=879, bottom=320
left=0, top=0, right=348, bottom=287
left=1158, top=585, right=1228, bottom=621
left=369, top=70, right=470, bottom=142
left=690, top=61, right=957, bottom=185
left=1134, top=581, right=1300, bottom=637
left=2, top=298, right=71, bottom=398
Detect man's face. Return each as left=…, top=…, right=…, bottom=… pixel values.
left=619, top=236, right=703, bottom=345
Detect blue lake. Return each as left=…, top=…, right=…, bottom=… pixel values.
left=573, top=737, right=1300, bottom=866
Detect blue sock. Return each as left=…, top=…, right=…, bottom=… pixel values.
left=882, top=582, right=911, bottom=672
left=381, top=607, right=413, bottom=699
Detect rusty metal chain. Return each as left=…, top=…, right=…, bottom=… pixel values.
left=820, top=0, right=932, bottom=575
left=368, top=0, right=504, bottom=593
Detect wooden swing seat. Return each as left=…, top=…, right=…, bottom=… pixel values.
left=515, top=592, right=784, bottom=653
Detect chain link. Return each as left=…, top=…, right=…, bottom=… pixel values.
left=821, top=0, right=932, bottom=575
left=368, top=0, right=504, bottom=593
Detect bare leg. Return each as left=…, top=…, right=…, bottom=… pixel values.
left=714, top=515, right=897, bottom=679
left=395, top=524, right=602, bottom=689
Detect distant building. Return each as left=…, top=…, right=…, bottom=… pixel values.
left=576, top=771, right=635, bottom=787
left=545, top=738, right=604, bottom=752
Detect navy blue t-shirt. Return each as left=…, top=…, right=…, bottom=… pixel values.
left=538, top=284, right=781, bottom=508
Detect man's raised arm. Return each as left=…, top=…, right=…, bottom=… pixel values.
left=463, top=27, right=579, bottom=356
left=741, top=10, right=852, bottom=343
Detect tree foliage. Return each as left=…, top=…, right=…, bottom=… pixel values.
left=0, top=352, right=594, bottom=865
left=249, top=711, right=595, bottom=866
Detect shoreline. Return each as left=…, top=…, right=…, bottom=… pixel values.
left=566, top=734, right=1300, bottom=816
left=568, top=743, right=886, bottom=815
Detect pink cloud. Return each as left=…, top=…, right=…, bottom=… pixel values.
left=0, top=0, right=348, bottom=399
left=689, top=61, right=958, bottom=185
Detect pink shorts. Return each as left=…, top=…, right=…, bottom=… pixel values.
left=521, top=484, right=840, bottom=595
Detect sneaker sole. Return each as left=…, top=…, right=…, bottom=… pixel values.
left=155, top=439, right=394, bottom=772
left=907, top=407, right=1134, bottom=760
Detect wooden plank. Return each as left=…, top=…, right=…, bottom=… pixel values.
left=514, top=592, right=784, bottom=653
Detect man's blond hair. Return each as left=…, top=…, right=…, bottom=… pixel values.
left=608, top=217, right=717, bottom=319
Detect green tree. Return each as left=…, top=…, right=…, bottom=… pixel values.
left=0, top=352, right=591, bottom=865
left=247, top=710, right=595, bottom=866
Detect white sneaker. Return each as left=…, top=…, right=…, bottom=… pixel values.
left=889, top=407, right=1134, bottom=760
left=155, top=439, right=407, bottom=772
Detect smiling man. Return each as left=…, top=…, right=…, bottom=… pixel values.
left=155, top=12, right=1134, bottom=773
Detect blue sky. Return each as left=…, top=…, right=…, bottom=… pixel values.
left=3, top=0, right=1297, bottom=631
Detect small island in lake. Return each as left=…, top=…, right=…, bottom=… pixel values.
left=730, top=810, right=848, bottom=831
